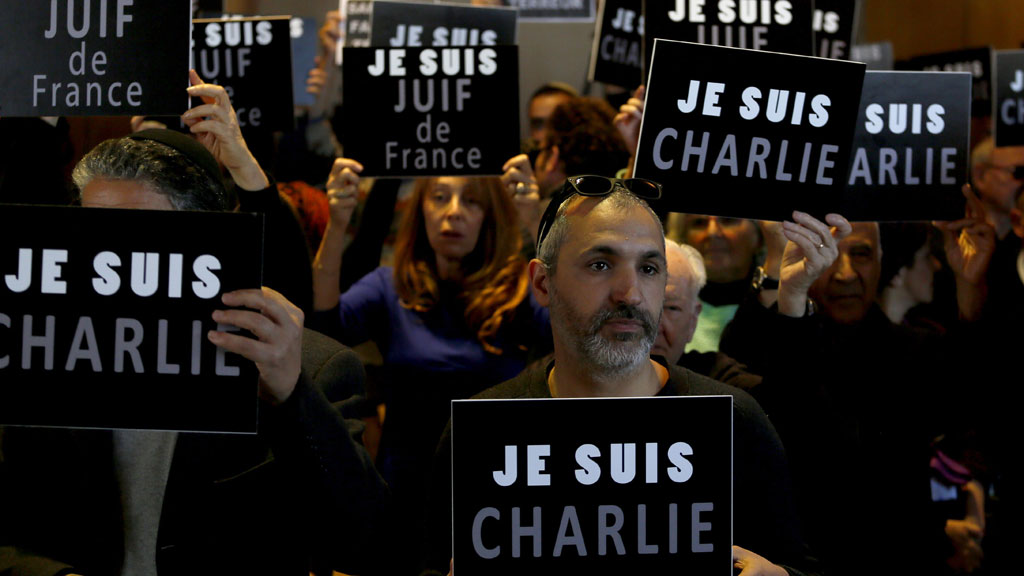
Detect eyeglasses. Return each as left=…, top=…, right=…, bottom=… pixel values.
left=535, top=175, right=662, bottom=253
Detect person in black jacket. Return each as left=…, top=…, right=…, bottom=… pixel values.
left=0, top=79, right=389, bottom=575
left=423, top=182, right=820, bottom=576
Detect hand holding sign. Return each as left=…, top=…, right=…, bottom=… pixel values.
left=934, top=184, right=996, bottom=320
left=209, top=287, right=304, bottom=405
left=500, top=154, right=541, bottom=239
left=777, top=211, right=852, bottom=318
left=326, top=157, right=364, bottom=229
left=614, top=84, right=645, bottom=174
left=732, top=545, right=788, bottom=576
left=183, top=70, right=269, bottom=191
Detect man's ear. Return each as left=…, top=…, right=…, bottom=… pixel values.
left=545, top=145, right=562, bottom=176
left=529, top=259, right=551, bottom=307
left=1012, top=207, right=1024, bottom=239
left=685, top=301, right=702, bottom=344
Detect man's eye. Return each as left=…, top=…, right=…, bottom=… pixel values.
left=665, top=305, right=682, bottom=312
left=641, top=264, right=660, bottom=276
left=589, top=261, right=610, bottom=271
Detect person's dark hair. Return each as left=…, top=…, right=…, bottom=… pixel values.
left=530, top=82, right=578, bottom=102
left=538, top=188, right=662, bottom=275
left=544, top=96, right=629, bottom=176
left=72, top=137, right=230, bottom=211
left=878, top=222, right=932, bottom=290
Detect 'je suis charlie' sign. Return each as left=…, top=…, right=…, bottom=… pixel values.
left=993, top=50, right=1024, bottom=147
left=842, top=71, right=971, bottom=222
left=0, top=205, right=262, bottom=434
left=452, top=396, right=733, bottom=574
left=0, top=1, right=190, bottom=116
left=634, top=39, right=865, bottom=221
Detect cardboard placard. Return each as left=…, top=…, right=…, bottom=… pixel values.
left=842, top=71, right=971, bottom=222
left=588, top=0, right=643, bottom=88
left=634, top=39, right=865, bottom=221
left=291, top=17, right=318, bottom=109
left=812, top=0, right=856, bottom=60
left=499, top=0, right=595, bottom=22
left=642, top=0, right=814, bottom=80
left=369, top=1, right=518, bottom=47
left=0, top=1, right=191, bottom=117
left=452, top=396, right=733, bottom=574
left=341, top=46, right=520, bottom=177
left=0, top=205, right=262, bottom=433
left=901, top=47, right=992, bottom=118
left=344, top=0, right=373, bottom=49
left=851, top=41, right=893, bottom=71
left=192, top=17, right=295, bottom=131
left=993, top=50, right=1024, bottom=147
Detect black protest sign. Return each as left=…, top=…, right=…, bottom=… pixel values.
left=634, top=40, right=865, bottom=221
left=291, top=17, right=318, bottom=109
left=588, top=0, right=643, bottom=88
left=993, top=50, right=1024, bottom=147
left=851, top=41, right=893, bottom=70
left=812, top=0, right=856, bottom=60
left=193, top=17, right=294, bottom=132
left=902, top=47, right=992, bottom=118
left=642, top=0, right=814, bottom=80
left=342, top=46, right=520, bottom=177
left=0, top=1, right=190, bottom=117
left=842, top=71, right=971, bottom=222
left=500, top=0, right=595, bottom=22
left=452, top=396, right=733, bottom=574
left=0, top=205, right=262, bottom=433
left=370, top=1, right=517, bottom=48
left=344, top=0, right=373, bottom=49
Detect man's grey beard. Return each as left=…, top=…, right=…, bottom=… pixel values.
left=551, top=286, right=659, bottom=373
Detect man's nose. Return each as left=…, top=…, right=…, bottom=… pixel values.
left=610, top=267, right=643, bottom=306
left=706, top=217, right=724, bottom=237
left=833, top=253, right=857, bottom=282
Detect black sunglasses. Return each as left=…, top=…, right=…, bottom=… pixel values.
left=535, top=175, right=663, bottom=253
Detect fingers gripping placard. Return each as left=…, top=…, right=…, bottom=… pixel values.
left=634, top=40, right=864, bottom=221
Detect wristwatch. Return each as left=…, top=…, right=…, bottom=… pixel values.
left=751, top=266, right=779, bottom=292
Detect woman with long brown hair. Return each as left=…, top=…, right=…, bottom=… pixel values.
left=311, top=158, right=550, bottom=569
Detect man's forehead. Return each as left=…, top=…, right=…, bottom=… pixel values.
left=841, top=222, right=880, bottom=249
left=561, top=198, right=665, bottom=258
left=991, top=146, right=1024, bottom=166
left=81, top=178, right=172, bottom=211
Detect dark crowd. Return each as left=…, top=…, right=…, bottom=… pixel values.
left=1, top=5, right=1022, bottom=576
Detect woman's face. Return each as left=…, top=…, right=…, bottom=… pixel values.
left=904, top=243, right=940, bottom=304
left=422, top=177, right=487, bottom=263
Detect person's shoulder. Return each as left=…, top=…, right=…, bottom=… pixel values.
left=301, top=327, right=366, bottom=403
left=666, top=364, right=765, bottom=419
left=472, top=357, right=551, bottom=400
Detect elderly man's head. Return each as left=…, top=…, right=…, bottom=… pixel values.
left=651, top=240, right=706, bottom=364
left=809, top=222, right=882, bottom=325
left=72, top=129, right=230, bottom=212
left=680, top=215, right=763, bottom=284
left=972, top=137, right=1024, bottom=233
left=532, top=189, right=666, bottom=375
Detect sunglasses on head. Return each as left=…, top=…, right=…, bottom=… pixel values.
left=535, top=175, right=663, bottom=253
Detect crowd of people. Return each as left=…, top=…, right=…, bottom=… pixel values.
left=2, top=7, right=1023, bottom=576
